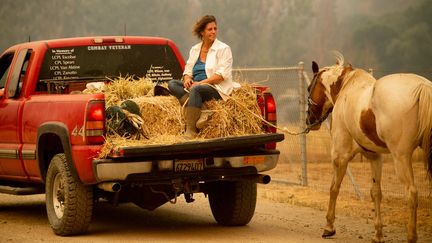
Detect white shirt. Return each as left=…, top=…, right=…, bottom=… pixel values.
left=183, top=39, right=239, bottom=96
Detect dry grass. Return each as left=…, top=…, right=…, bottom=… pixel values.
left=259, top=181, right=432, bottom=234
left=266, top=123, right=432, bottom=235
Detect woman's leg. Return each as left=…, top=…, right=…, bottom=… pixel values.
left=187, top=84, right=222, bottom=108
left=168, top=79, right=189, bottom=106
left=183, top=85, right=222, bottom=137
left=167, top=79, right=187, bottom=99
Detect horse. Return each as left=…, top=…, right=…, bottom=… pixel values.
left=306, top=52, right=432, bottom=243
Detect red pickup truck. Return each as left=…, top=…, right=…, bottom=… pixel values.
left=0, top=36, right=284, bottom=236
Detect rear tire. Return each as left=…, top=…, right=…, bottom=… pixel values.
left=208, top=180, right=257, bottom=226
left=45, top=153, right=93, bottom=235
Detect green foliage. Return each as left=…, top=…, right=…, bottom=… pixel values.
left=0, top=0, right=430, bottom=79
left=342, top=0, right=432, bottom=78
left=0, top=0, right=312, bottom=68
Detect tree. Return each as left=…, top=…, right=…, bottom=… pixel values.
left=341, top=0, right=432, bottom=78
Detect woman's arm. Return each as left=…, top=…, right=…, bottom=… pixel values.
left=212, top=45, right=233, bottom=82
left=183, top=47, right=196, bottom=78
left=196, top=73, right=224, bottom=86
left=183, top=44, right=201, bottom=89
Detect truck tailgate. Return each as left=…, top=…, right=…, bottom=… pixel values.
left=109, top=133, right=284, bottom=158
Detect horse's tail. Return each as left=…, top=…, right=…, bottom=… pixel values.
left=416, top=83, right=432, bottom=178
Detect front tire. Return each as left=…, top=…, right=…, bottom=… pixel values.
left=45, top=153, right=93, bottom=235
left=208, top=180, right=257, bottom=226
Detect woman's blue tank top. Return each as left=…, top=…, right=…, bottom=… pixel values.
left=192, top=57, right=207, bottom=81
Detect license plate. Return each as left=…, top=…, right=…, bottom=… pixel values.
left=174, top=159, right=204, bottom=172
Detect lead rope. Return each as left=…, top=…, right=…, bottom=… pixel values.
left=224, top=94, right=314, bottom=136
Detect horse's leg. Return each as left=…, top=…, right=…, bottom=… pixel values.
left=393, top=154, right=418, bottom=243
left=369, top=155, right=384, bottom=243
left=322, top=152, right=352, bottom=237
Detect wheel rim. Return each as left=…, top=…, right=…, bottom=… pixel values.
left=52, top=173, right=65, bottom=218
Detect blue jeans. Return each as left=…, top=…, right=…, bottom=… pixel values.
left=168, top=79, right=222, bottom=108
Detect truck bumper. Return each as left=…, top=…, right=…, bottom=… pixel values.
left=93, top=149, right=279, bottom=182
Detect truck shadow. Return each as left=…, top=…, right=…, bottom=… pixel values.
left=0, top=194, right=247, bottom=240
left=0, top=199, right=46, bottom=219
left=89, top=200, right=225, bottom=236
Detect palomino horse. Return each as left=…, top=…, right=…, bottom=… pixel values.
left=306, top=53, right=432, bottom=243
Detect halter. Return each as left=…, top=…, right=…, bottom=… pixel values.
left=305, top=69, right=332, bottom=132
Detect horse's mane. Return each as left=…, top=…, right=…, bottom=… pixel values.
left=325, top=52, right=375, bottom=95
left=321, top=51, right=345, bottom=74
left=333, top=51, right=344, bottom=67
left=331, top=51, right=373, bottom=84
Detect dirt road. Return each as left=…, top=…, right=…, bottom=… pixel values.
left=1, top=190, right=428, bottom=243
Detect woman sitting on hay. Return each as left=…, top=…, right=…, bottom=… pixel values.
left=168, top=15, right=239, bottom=138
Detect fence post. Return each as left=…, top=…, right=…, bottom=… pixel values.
left=298, top=62, right=308, bottom=186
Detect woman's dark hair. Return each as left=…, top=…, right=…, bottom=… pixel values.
left=193, top=15, right=217, bottom=39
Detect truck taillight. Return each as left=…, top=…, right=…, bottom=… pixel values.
left=256, top=86, right=278, bottom=150
left=265, top=94, right=276, bottom=124
left=264, top=93, right=277, bottom=149
left=89, top=107, right=104, bottom=120
left=85, top=101, right=105, bottom=144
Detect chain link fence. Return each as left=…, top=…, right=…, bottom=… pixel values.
left=233, top=65, right=432, bottom=208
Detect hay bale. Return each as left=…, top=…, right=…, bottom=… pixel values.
left=198, top=83, right=264, bottom=138
left=96, top=77, right=267, bottom=158
left=131, top=96, right=184, bottom=137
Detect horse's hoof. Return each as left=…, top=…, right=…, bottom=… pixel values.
left=322, top=229, right=336, bottom=238
left=371, top=236, right=385, bottom=243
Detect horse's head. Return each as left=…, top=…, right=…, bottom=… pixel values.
left=306, top=53, right=351, bottom=130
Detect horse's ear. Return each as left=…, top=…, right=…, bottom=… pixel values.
left=312, top=61, right=319, bottom=74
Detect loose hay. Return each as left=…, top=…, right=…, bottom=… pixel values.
left=131, top=96, right=184, bottom=137
left=96, top=76, right=267, bottom=158
left=99, top=134, right=187, bottom=159
left=198, top=83, right=264, bottom=138
left=104, top=76, right=154, bottom=106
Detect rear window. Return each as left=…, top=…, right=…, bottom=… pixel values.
left=38, top=44, right=183, bottom=82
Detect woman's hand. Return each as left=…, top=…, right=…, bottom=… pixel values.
left=183, top=75, right=194, bottom=89
left=190, top=82, right=203, bottom=88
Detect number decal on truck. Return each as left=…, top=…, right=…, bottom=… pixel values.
left=71, top=125, right=85, bottom=137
